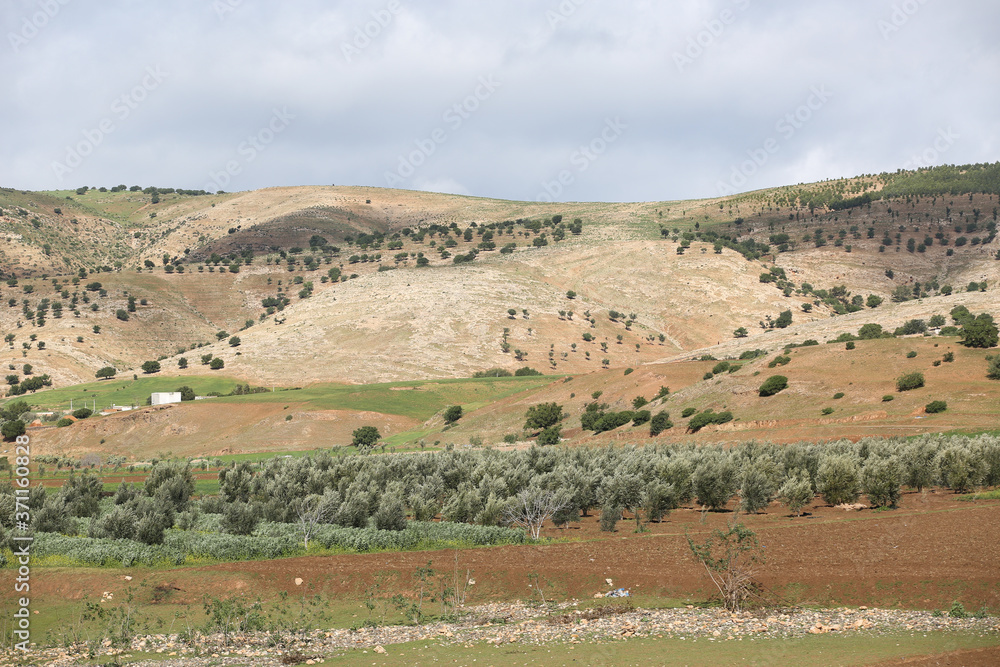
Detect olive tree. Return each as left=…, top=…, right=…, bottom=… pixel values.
left=861, top=457, right=903, bottom=508
left=817, top=454, right=860, bottom=505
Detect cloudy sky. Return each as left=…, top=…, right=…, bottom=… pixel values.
left=3, top=0, right=998, bottom=202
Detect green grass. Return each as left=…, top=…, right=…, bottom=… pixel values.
left=4, top=375, right=246, bottom=412
left=7, top=375, right=558, bottom=422
left=217, top=375, right=559, bottom=420
left=313, top=631, right=999, bottom=667
left=958, top=488, right=1000, bottom=501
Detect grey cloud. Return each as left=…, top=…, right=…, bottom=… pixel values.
left=2, top=0, right=997, bottom=201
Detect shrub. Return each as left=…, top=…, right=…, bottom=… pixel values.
left=687, top=410, right=733, bottom=434
left=882, top=395, right=894, bottom=402
left=649, top=411, right=672, bottom=436
left=443, top=405, right=463, bottom=423
left=72, top=408, right=93, bottom=419
left=906, top=351, right=917, bottom=358
left=767, top=355, right=791, bottom=368
left=896, top=372, right=925, bottom=392
left=758, top=375, right=788, bottom=397
left=821, top=407, right=834, bottom=415
left=846, top=341, right=855, bottom=350
left=631, top=410, right=651, bottom=427
left=925, top=400, right=947, bottom=414
left=524, top=402, right=564, bottom=430
left=857, top=323, right=884, bottom=339
left=536, top=424, right=561, bottom=446
left=1, top=420, right=26, bottom=440
left=141, top=360, right=161, bottom=374
left=681, top=407, right=697, bottom=418
left=712, top=361, right=731, bottom=375
left=988, top=355, right=1000, bottom=380
left=514, top=367, right=542, bottom=376
left=833, top=392, right=844, bottom=399
left=209, top=358, right=225, bottom=370
left=473, top=368, right=512, bottom=378
left=56, top=417, right=73, bottom=427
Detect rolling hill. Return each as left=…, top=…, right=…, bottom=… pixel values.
left=1, top=163, right=1000, bottom=456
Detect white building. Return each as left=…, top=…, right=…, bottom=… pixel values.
left=150, top=392, right=182, bottom=406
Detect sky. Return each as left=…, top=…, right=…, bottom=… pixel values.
left=2, top=0, right=998, bottom=203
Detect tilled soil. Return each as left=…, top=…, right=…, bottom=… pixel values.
left=192, top=496, right=1000, bottom=611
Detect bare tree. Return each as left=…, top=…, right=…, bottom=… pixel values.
left=502, top=488, right=567, bottom=540
left=292, top=494, right=326, bottom=550
left=686, top=515, right=765, bottom=612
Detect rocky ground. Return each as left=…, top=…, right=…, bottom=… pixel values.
left=9, top=601, right=999, bottom=666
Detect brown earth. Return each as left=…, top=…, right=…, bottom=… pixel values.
left=29, top=401, right=418, bottom=459
left=872, top=645, right=1000, bottom=667
left=12, top=492, right=998, bottom=614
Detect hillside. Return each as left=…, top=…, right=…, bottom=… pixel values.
left=0, top=163, right=998, bottom=396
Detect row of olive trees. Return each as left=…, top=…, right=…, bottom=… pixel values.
left=0, top=462, right=195, bottom=546
left=203, top=434, right=999, bottom=535
left=3, top=435, right=997, bottom=547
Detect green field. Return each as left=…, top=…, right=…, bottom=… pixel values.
left=312, top=632, right=1000, bottom=667
left=220, top=375, right=560, bottom=420
left=83, top=631, right=996, bottom=667
left=5, top=375, right=247, bottom=413
left=4, top=374, right=558, bottom=421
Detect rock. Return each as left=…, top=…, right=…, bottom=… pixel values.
left=374, top=646, right=386, bottom=654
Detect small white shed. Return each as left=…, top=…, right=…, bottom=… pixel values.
left=150, top=392, right=182, bottom=406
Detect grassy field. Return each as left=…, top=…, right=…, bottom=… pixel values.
left=75, top=631, right=1000, bottom=667
left=218, top=375, right=560, bottom=420
left=8, top=375, right=247, bottom=412
left=310, top=632, right=1000, bottom=667
left=7, top=374, right=557, bottom=421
